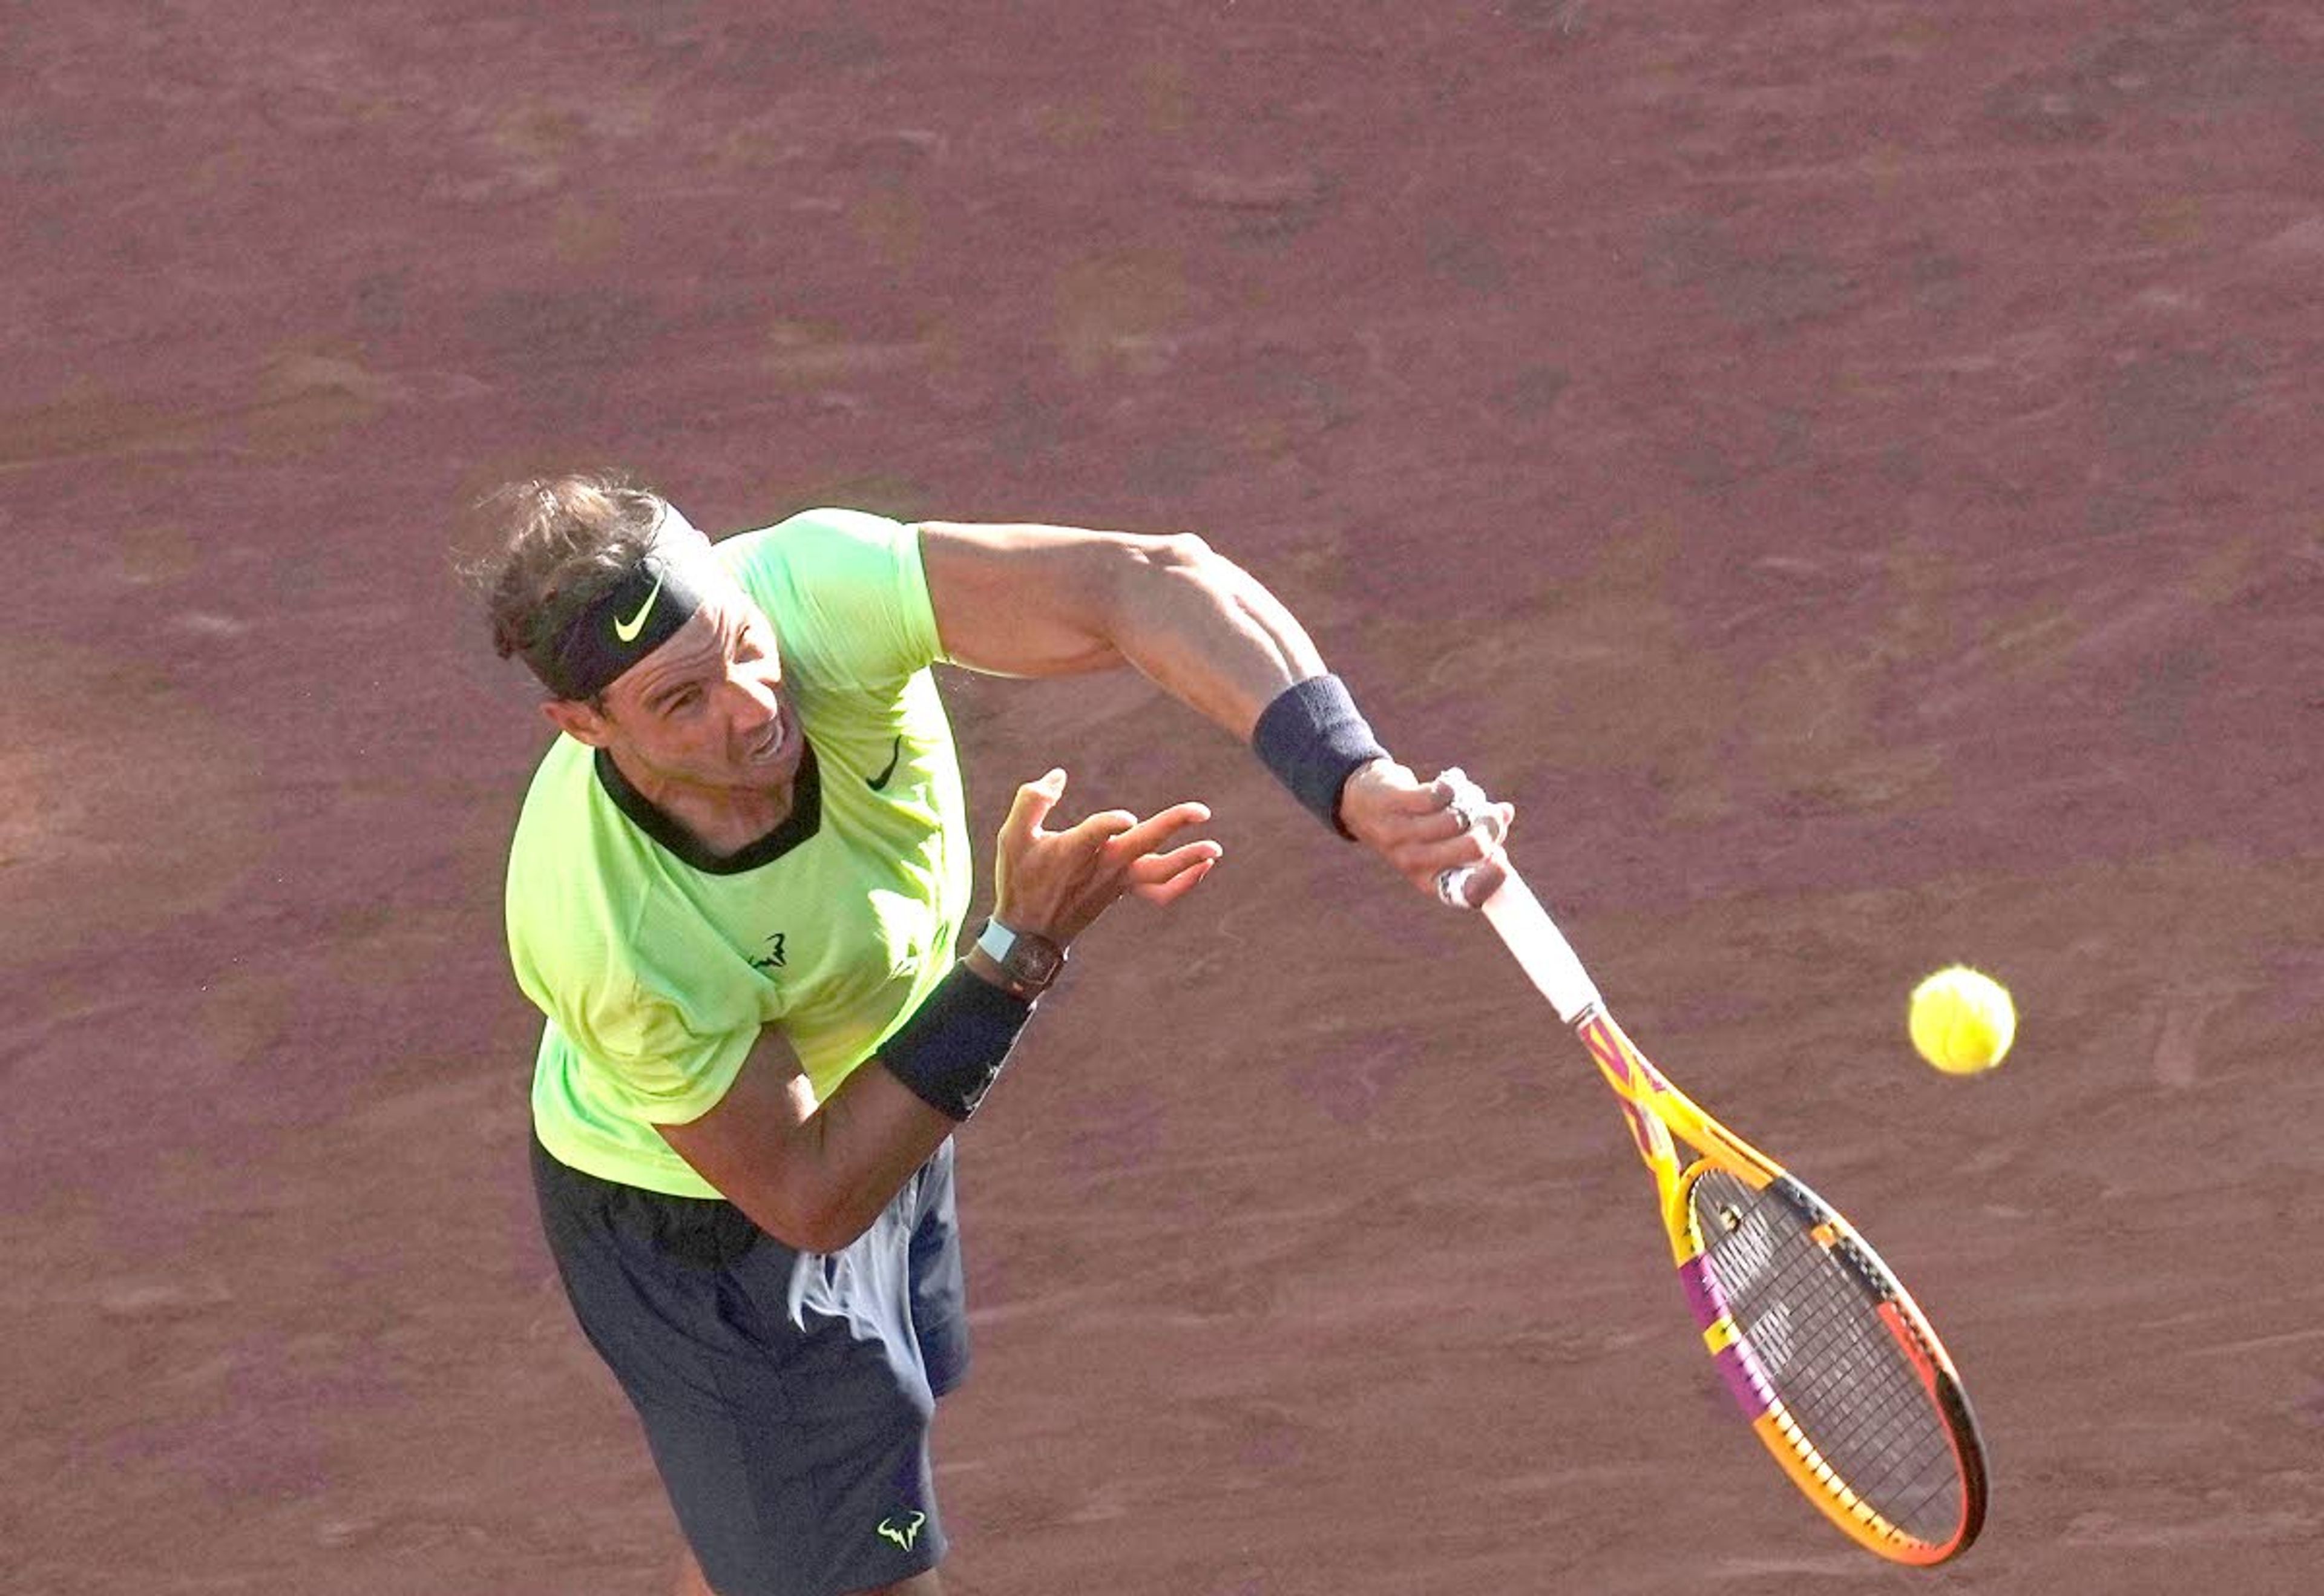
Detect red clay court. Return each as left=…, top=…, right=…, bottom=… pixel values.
left=5, top=3, right=2320, bottom=1591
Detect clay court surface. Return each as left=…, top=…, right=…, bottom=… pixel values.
left=7, top=2, right=2322, bottom=1591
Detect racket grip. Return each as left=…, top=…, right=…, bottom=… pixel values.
left=1479, top=869, right=1604, bottom=1025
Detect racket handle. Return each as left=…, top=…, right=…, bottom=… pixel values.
left=1479, top=868, right=1604, bottom=1025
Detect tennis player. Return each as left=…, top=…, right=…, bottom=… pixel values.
left=478, top=473, right=1512, bottom=1596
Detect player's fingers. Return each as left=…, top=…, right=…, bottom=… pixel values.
left=1428, top=854, right=1506, bottom=911
left=1468, top=801, right=1517, bottom=847
left=1106, top=800, right=1213, bottom=859
left=1428, top=795, right=1515, bottom=844
left=999, top=768, right=1068, bottom=849
left=1125, top=839, right=1223, bottom=884
left=1131, top=854, right=1218, bottom=905
left=1056, top=806, right=1141, bottom=852
left=1466, top=855, right=1508, bottom=904
left=1431, top=766, right=1495, bottom=825
left=1386, top=815, right=1506, bottom=875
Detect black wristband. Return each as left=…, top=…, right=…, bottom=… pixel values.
left=1251, top=674, right=1388, bottom=838
left=879, top=962, right=1036, bottom=1121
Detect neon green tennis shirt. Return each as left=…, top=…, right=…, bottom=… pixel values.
left=506, top=508, right=972, bottom=1196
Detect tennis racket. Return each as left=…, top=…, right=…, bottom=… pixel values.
left=1477, top=867, right=1988, bottom=1565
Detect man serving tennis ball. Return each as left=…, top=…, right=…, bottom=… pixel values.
left=478, top=474, right=1512, bottom=1596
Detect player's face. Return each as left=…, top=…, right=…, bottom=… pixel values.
left=595, top=592, right=803, bottom=794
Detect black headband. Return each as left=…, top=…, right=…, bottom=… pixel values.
left=534, top=511, right=717, bottom=701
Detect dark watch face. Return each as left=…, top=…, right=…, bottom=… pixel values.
left=1008, top=938, right=1064, bottom=982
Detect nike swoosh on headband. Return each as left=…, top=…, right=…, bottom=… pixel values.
left=612, top=567, right=668, bottom=642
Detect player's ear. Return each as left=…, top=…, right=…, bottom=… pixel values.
left=542, top=696, right=614, bottom=747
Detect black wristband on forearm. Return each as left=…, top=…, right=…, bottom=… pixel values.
left=879, top=962, right=1036, bottom=1121
left=1251, top=674, right=1388, bottom=839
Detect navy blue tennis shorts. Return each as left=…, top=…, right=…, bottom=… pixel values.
left=531, top=1133, right=969, bottom=1596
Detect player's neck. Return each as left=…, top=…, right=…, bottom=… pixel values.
left=610, top=750, right=798, bottom=858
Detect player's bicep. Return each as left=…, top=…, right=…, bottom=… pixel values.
left=915, top=520, right=1132, bottom=677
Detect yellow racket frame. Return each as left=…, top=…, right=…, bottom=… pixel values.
left=1479, top=869, right=1986, bottom=1566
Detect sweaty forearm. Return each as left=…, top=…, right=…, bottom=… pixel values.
left=658, top=1005, right=982, bottom=1254
left=1102, top=535, right=1330, bottom=740
left=780, top=960, right=1032, bottom=1250
left=661, top=1046, right=953, bottom=1255
left=775, top=1066, right=961, bottom=1251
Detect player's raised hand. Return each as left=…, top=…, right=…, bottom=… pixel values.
left=1338, top=759, right=1513, bottom=908
left=993, top=769, right=1221, bottom=944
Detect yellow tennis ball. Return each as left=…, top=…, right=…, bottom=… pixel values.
left=1909, top=966, right=2016, bottom=1075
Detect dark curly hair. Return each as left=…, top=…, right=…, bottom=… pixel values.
left=468, top=471, right=669, bottom=700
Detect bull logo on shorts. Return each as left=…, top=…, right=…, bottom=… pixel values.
left=878, top=1510, right=925, bottom=1551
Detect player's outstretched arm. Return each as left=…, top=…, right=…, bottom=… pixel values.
left=916, top=521, right=1511, bottom=904
left=917, top=520, right=1319, bottom=733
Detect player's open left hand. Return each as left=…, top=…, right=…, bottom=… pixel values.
left=993, top=769, right=1221, bottom=946
left=1338, top=758, right=1513, bottom=910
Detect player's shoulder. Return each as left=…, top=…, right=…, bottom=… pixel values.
left=717, top=507, right=940, bottom=686
left=509, top=731, right=582, bottom=821
left=717, top=506, right=916, bottom=586
left=505, top=735, right=613, bottom=901
left=504, top=741, right=671, bottom=989
left=511, top=731, right=592, bottom=819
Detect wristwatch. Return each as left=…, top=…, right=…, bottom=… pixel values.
left=974, top=917, right=1066, bottom=999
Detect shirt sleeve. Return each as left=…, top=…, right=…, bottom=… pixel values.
left=721, top=507, right=946, bottom=691
left=556, top=971, right=760, bottom=1125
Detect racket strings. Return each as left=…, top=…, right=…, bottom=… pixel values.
left=1690, top=1171, right=1961, bottom=1545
